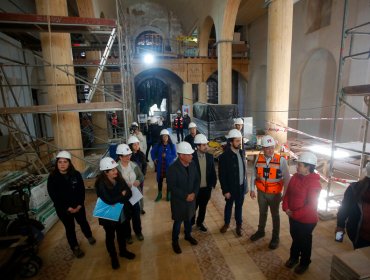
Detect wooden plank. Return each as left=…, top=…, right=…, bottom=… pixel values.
left=343, top=84, right=370, bottom=95
left=0, top=101, right=123, bottom=115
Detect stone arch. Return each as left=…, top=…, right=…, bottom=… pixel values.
left=199, top=16, right=215, bottom=57
left=219, top=0, right=241, bottom=40
left=134, top=68, right=184, bottom=122
left=133, top=26, right=166, bottom=55
left=134, top=65, right=185, bottom=83
left=297, top=48, right=336, bottom=139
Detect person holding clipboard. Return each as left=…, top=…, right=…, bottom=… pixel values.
left=94, top=157, right=136, bottom=270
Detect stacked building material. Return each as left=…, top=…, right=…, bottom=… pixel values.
left=331, top=247, right=370, bottom=279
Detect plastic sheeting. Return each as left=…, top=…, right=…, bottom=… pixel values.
left=193, top=103, right=238, bottom=140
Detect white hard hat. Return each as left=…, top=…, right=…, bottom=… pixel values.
left=177, top=110, right=181, bottom=114
left=99, top=157, right=118, bottom=171
left=227, top=129, right=242, bottom=139
left=150, top=117, right=157, bottom=124
left=188, top=122, right=197, bottom=129
left=160, top=129, right=170, bottom=136
left=194, top=134, right=208, bottom=144
left=261, top=135, right=276, bottom=147
left=366, top=162, right=370, bottom=178
left=116, top=143, right=132, bottom=155
left=56, top=150, right=71, bottom=160
left=234, top=118, right=244, bottom=125
left=298, top=152, right=317, bottom=166
left=127, top=135, right=140, bottom=145
left=177, top=142, right=194, bottom=154
left=131, top=122, right=139, bottom=127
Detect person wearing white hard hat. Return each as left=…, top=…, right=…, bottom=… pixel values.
left=184, top=122, right=198, bottom=149
left=234, top=118, right=244, bottom=131
left=336, top=162, right=370, bottom=250
left=128, top=136, right=147, bottom=215
left=167, top=142, right=200, bottom=254
left=151, top=129, right=177, bottom=202
left=145, top=117, right=161, bottom=162
left=282, top=152, right=321, bottom=274
left=47, top=151, right=96, bottom=259
left=130, top=121, right=146, bottom=152
left=190, top=134, right=217, bottom=232
left=249, top=134, right=291, bottom=250
left=116, top=143, right=145, bottom=243
left=173, top=110, right=184, bottom=143
left=94, top=157, right=136, bottom=269
left=219, top=129, right=248, bottom=237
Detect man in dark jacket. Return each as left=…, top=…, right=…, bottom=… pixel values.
left=167, top=142, right=200, bottom=254
left=191, top=134, right=217, bottom=232
left=145, top=117, right=161, bottom=162
left=173, top=110, right=184, bottom=143
left=219, top=129, right=248, bottom=237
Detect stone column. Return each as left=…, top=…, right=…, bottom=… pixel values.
left=217, top=41, right=232, bottom=104
left=76, top=0, right=108, bottom=144
left=36, top=0, right=85, bottom=170
left=183, top=83, right=193, bottom=117
left=265, top=0, right=293, bottom=147
left=198, top=82, right=207, bottom=103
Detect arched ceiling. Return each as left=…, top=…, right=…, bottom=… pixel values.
left=94, top=0, right=268, bottom=35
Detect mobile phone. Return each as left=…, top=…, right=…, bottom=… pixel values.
left=335, top=231, right=344, bottom=242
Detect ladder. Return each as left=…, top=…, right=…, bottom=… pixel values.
left=85, top=27, right=117, bottom=103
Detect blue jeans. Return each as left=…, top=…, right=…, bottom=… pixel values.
left=224, top=192, right=245, bottom=226
left=172, top=220, right=192, bottom=241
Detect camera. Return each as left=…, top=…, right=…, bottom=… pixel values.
left=130, top=125, right=138, bottom=134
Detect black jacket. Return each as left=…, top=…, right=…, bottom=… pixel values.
left=337, top=181, right=369, bottom=245
left=167, top=159, right=200, bottom=221
left=218, top=147, right=248, bottom=196
left=184, top=134, right=196, bottom=150
left=95, top=177, right=132, bottom=227
left=131, top=150, right=147, bottom=175
left=47, top=170, right=85, bottom=214
left=192, top=151, right=217, bottom=189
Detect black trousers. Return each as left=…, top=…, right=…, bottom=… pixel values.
left=145, top=142, right=152, bottom=161
left=192, top=187, right=212, bottom=226
left=126, top=202, right=142, bottom=236
left=56, top=207, right=92, bottom=250
left=103, top=220, right=129, bottom=256
left=176, top=128, right=184, bottom=142
left=289, top=218, right=316, bottom=266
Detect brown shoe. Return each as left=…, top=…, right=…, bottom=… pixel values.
left=236, top=225, right=242, bottom=237
left=220, top=224, right=229, bottom=233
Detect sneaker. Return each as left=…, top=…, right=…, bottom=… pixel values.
left=294, top=264, right=309, bottom=274
left=119, top=250, right=136, bottom=260
left=172, top=241, right=182, bottom=254
left=197, top=224, right=208, bottom=232
left=268, top=238, right=279, bottom=250
left=126, top=236, right=133, bottom=244
left=220, top=224, right=229, bottom=233
left=236, top=225, right=242, bottom=237
left=136, top=233, right=144, bottom=241
left=72, top=246, right=85, bottom=258
left=155, top=192, right=162, bottom=202
left=250, top=230, right=265, bottom=241
left=285, top=258, right=299, bottom=268
left=185, top=236, right=198, bottom=245
left=88, top=237, right=96, bottom=245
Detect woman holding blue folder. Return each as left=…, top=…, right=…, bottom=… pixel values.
left=95, top=157, right=136, bottom=270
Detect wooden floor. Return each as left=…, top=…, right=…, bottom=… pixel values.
left=34, top=165, right=353, bottom=280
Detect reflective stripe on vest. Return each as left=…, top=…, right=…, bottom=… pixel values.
left=255, top=153, right=283, bottom=194
left=174, top=117, right=183, bottom=129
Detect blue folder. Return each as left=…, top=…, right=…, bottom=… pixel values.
left=93, top=198, right=123, bottom=221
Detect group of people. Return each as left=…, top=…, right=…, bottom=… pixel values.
left=46, top=116, right=370, bottom=274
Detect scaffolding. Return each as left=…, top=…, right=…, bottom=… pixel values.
left=0, top=7, right=134, bottom=172
left=323, top=0, right=370, bottom=216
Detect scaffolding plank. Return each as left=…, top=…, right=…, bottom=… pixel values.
left=343, top=84, right=370, bottom=96
left=0, top=102, right=122, bottom=114
left=0, top=13, right=116, bottom=33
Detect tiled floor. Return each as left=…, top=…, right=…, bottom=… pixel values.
left=34, top=165, right=353, bottom=280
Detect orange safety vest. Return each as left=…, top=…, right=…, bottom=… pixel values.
left=255, top=153, right=283, bottom=194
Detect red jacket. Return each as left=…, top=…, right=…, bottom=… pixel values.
left=282, top=173, right=321, bottom=224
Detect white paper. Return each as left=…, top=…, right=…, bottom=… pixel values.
left=129, top=186, right=143, bottom=205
